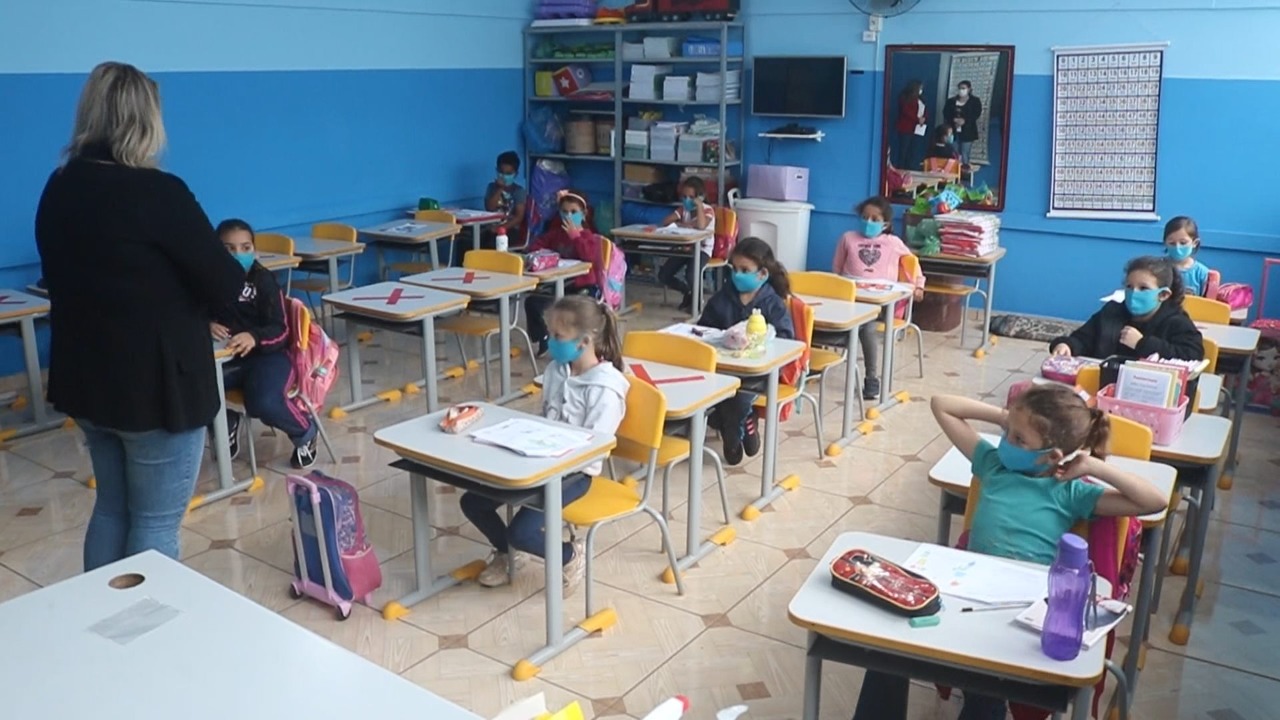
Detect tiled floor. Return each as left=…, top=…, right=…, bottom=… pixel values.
left=2, top=284, right=1278, bottom=719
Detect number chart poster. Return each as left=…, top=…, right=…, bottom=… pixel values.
left=1048, top=43, right=1166, bottom=221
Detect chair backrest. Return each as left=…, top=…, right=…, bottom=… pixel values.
left=791, top=271, right=857, bottom=302
left=923, top=157, right=961, bottom=177
left=464, top=249, right=523, bottom=275
left=1183, top=295, right=1230, bottom=325
left=712, top=206, right=739, bottom=260
left=311, top=222, right=358, bottom=243
left=1107, top=414, right=1153, bottom=461
left=1077, top=364, right=1101, bottom=396
left=415, top=209, right=458, bottom=225
left=622, top=331, right=716, bottom=372
left=1202, top=337, right=1219, bottom=374
left=898, top=253, right=922, bottom=284
left=617, top=375, right=667, bottom=453
left=255, top=232, right=294, bottom=255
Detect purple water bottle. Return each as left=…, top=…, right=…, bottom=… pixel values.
left=1041, top=533, right=1090, bottom=661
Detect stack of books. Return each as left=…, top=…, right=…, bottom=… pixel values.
left=1115, top=358, right=1206, bottom=409
left=648, top=122, right=686, bottom=163
left=695, top=70, right=741, bottom=102
left=662, top=76, right=692, bottom=102
left=628, top=64, right=671, bottom=101
left=623, top=129, right=649, bottom=160
left=642, top=36, right=678, bottom=59
left=934, top=211, right=1001, bottom=257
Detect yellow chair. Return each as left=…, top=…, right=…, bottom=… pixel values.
left=254, top=232, right=296, bottom=295
left=874, top=254, right=925, bottom=379
left=1106, top=414, right=1153, bottom=461
left=1183, top=295, right=1230, bottom=325
left=621, top=331, right=731, bottom=525
left=381, top=210, right=458, bottom=280
left=1077, top=364, right=1101, bottom=396
left=750, top=296, right=826, bottom=459
left=703, top=206, right=736, bottom=294
left=791, top=271, right=865, bottom=423
left=435, top=250, right=537, bottom=397
left=564, top=375, right=687, bottom=617
left=292, top=222, right=360, bottom=319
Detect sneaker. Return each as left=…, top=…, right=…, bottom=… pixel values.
left=226, top=410, right=241, bottom=461
left=562, top=539, right=587, bottom=597
left=718, top=410, right=744, bottom=466
left=536, top=337, right=549, bottom=359
left=290, top=437, right=318, bottom=470
left=478, top=552, right=518, bottom=588
left=677, top=292, right=693, bottom=313
left=862, top=376, right=881, bottom=401
left=742, top=414, right=761, bottom=457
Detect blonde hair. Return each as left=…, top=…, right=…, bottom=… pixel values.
left=64, top=62, right=166, bottom=168
left=547, top=295, right=623, bottom=371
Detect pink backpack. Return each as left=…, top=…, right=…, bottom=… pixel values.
left=286, top=471, right=382, bottom=619
left=284, top=297, right=339, bottom=419
left=590, top=235, right=627, bottom=310
left=1216, top=282, right=1254, bottom=311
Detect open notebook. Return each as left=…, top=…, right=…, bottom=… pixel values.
left=470, top=418, right=593, bottom=458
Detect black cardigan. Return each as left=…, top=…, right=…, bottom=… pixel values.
left=35, top=157, right=245, bottom=433
left=944, top=95, right=983, bottom=143
left=1049, top=300, right=1205, bottom=361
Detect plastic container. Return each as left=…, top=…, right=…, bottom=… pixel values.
left=1042, top=533, right=1091, bottom=661
left=641, top=696, right=690, bottom=720
left=495, top=226, right=509, bottom=252
left=565, top=118, right=596, bottom=154
left=729, top=195, right=814, bottom=272
left=746, top=309, right=767, bottom=356
left=1095, top=384, right=1189, bottom=445
left=747, top=164, right=810, bottom=202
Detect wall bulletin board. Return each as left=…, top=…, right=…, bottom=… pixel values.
left=1048, top=42, right=1167, bottom=221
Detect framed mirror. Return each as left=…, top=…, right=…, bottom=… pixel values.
left=880, top=44, right=1014, bottom=212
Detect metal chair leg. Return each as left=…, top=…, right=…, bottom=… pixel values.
left=481, top=333, right=493, bottom=398
left=584, top=522, right=600, bottom=616
left=912, top=323, right=925, bottom=377
left=705, top=447, right=730, bottom=524
left=805, top=391, right=825, bottom=459
left=643, top=506, right=687, bottom=596
left=515, top=326, right=539, bottom=377
left=244, top=414, right=259, bottom=479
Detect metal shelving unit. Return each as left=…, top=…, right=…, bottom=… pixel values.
left=522, top=21, right=746, bottom=228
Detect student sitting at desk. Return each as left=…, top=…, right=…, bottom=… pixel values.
left=524, top=190, right=607, bottom=356
left=925, top=125, right=961, bottom=162
left=1050, top=255, right=1203, bottom=361
left=656, top=176, right=715, bottom=313
left=211, top=219, right=319, bottom=469
left=852, top=387, right=1166, bottom=720
left=1162, top=216, right=1211, bottom=297
left=461, top=295, right=628, bottom=594
left=697, top=237, right=794, bottom=466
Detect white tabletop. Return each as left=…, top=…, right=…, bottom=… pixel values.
left=927, top=433, right=1178, bottom=527
left=530, top=259, right=593, bottom=284
left=322, top=282, right=468, bottom=321
left=256, top=251, right=302, bottom=270
left=405, top=208, right=505, bottom=225
left=361, top=220, right=460, bottom=243
left=795, top=294, right=880, bottom=332
left=0, top=288, right=51, bottom=321
left=610, top=224, right=711, bottom=245
left=0, top=551, right=481, bottom=720
left=1150, top=413, right=1231, bottom=464
left=623, top=356, right=741, bottom=419
left=401, top=267, right=537, bottom=300
left=852, top=280, right=913, bottom=307
left=1195, top=322, right=1261, bottom=355
left=374, top=402, right=616, bottom=488
left=789, top=532, right=1109, bottom=686
left=291, top=236, right=366, bottom=258
left=716, top=337, right=806, bottom=376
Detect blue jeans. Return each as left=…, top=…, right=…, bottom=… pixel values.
left=959, top=140, right=974, bottom=165
left=79, top=419, right=206, bottom=571
left=223, top=352, right=315, bottom=445
left=853, top=670, right=1007, bottom=720
left=659, top=251, right=713, bottom=296
left=459, top=473, right=591, bottom=565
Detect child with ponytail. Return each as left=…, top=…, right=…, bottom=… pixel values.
left=851, top=385, right=1166, bottom=720
left=460, top=295, right=627, bottom=595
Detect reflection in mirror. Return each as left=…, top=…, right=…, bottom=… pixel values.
left=880, top=45, right=1015, bottom=212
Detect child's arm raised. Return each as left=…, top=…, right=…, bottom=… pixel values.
left=1062, top=455, right=1168, bottom=518
left=930, top=394, right=1006, bottom=461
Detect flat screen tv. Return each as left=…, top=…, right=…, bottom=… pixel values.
left=752, top=55, right=848, bottom=118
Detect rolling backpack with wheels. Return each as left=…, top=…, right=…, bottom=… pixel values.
left=286, top=470, right=381, bottom=620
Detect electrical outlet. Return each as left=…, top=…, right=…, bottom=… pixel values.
left=868, top=14, right=884, bottom=31
left=862, top=30, right=878, bottom=43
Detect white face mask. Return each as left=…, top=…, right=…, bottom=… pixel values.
left=958, top=88, right=970, bottom=98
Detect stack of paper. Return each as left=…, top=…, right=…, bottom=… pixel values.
left=1116, top=361, right=1189, bottom=408
left=677, top=135, right=709, bottom=163
left=648, top=121, right=686, bottom=163
left=903, top=545, right=1045, bottom=605
left=1015, top=597, right=1132, bottom=650
left=695, top=70, right=742, bottom=102
left=643, top=36, right=678, bottom=59
left=662, top=75, right=692, bottom=102
left=628, top=64, right=672, bottom=101
left=621, top=42, right=645, bottom=61
left=934, top=211, right=1001, bottom=257
left=470, top=418, right=593, bottom=458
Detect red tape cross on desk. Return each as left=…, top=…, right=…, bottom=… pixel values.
left=629, top=363, right=705, bottom=386
left=431, top=271, right=490, bottom=284
left=352, top=287, right=425, bottom=305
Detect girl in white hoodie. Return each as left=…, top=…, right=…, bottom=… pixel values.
left=460, top=295, right=629, bottom=594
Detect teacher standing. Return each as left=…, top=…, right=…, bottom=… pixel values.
left=943, top=80, right=983, bottom=165
left=35, top=62, right=245, bottom=571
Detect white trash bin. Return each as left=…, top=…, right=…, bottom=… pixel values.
left=728, top=190, right=814, bottom=272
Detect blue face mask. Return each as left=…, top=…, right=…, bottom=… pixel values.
left=233, top=252, right=255, bottom=272
left=1165, top=244, right=1194, bottom=261
left=731, top=269, right=768, bottom=293
left=499, top=172, right=517, bottom=185
left=996, top=434, right=1053, bottom=474
left=861, top=219, right=885, bottom=238
left=682, top=197, right=697, bottom=212
left=547, top=336, right=585, bottom=365
left=1124, top=286, right=1168, bottom=317
left=561, top=210, right=584, bottom=226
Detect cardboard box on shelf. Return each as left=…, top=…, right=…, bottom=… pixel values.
left=624, top=164, right=667, bottom=184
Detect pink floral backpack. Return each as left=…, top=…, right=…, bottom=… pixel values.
left=284, top=297, right=339, bottom=421
left=286, top=471, right=382, bottom=620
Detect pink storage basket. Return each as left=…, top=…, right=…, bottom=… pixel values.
left=1095, top=384, right=1189, bottom=446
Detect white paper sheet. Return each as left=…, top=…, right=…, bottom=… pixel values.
left=903, top=545, right=1046, bottom=605
left=470, top=419, right=593, bottom=458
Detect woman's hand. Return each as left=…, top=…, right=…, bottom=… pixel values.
left=227, top=332, right=257, bottom=357
left=210, top=322, right=231, bottom=341
left=1052, top=343, right=1072, bottom=357
left=1119, top=326, right=1143, bottom=349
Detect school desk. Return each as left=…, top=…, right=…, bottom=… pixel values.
left=795, top=293, right=881, bottom=451
left=0, top=289, right=58, bottom=441
left=401, top=268, right=538, bottom=405
left=611, top=224, right=714, bottom=318
left=406, top=207, right=506, bottom=253
left=290, top=236, right=367, bottom=296
left=916, top=247, right=1007, bottom=358
left=927, top=431, right=1178, bottom=713
left=791, top=532, right=1117, bottom=720
left=528, top=259, right=592, bottom=299
left=623, top=356, right=741, bottom=575
left=849, top=281, right=915, bottom=419
left=321, top=282, right=469, bottom=415
left=361, top=219, right=462, bottom=278
left=0, top=550, right=480, bottom=720
left=374, top=403, right=616, bottom=680
left=254, top=251, right=302, bottom=272
left=1194, top=321, right=1260, bottom=489
left=189, top=339, right=263, bottom=511
left=1196, top=372, right=1223, bottom=413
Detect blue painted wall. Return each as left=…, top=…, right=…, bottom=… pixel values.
left=0, top=0, right=526, bottom=376
left=740, top=0, right=1280, bottom=322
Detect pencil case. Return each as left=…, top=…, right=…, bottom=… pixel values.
left=525, top=250, right=561, bottom=273
left=440, top=403, right=483, bottom=434
left=830, top=549, right=942, bottom=617
left=1040, top=356, right=1093, bottom=384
